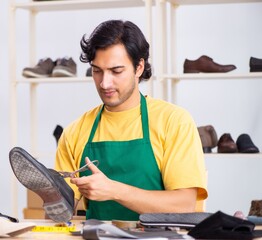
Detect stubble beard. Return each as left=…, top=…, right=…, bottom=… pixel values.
left=101, top=81, right=136, bottom=109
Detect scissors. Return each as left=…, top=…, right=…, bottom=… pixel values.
left=59, top=160, right=99, bottom=178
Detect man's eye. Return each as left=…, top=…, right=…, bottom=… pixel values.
left=93, top=69, right=101, bottom=73
left=113, top=70, right=122, bottom=74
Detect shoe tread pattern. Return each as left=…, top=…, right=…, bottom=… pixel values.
left=10, top=151, right=52, bottom=190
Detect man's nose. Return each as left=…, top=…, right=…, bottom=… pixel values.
left=100, top=73, right=113, bottom=89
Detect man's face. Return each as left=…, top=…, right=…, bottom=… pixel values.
left=91, top=44, right=144, bottom=112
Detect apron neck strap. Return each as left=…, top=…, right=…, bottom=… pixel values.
left=88, top=93, right=149, bottom=143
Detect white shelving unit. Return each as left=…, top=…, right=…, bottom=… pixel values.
left=8, top=0, right=159, bottom=217
left=9, top=0, right=262, bottom=216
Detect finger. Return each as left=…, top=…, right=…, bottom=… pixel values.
left=85, top=157, right=100, bottom=174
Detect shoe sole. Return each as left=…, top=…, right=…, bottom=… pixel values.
left=52, top=69, right=76, bottom=77
left=9, top=147, right=73, bottom=222
left=22, top=70, right=50, bottom=78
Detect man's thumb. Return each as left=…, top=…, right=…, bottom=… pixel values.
left=85, top=157, right=100, bottom=173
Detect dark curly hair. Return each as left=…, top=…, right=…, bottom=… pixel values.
left=80, top=20, right=152, bottom=82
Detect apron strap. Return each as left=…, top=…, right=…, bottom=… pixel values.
left=88, top=105, right=103, bottom=143
left=88, top=93, right=149, bottom=143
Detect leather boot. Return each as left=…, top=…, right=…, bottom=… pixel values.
left=197, top=125, right=218, bottom=153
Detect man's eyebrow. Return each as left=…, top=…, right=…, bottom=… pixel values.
left=90, top=64, right=125, bottom=70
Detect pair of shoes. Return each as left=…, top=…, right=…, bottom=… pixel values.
left=0, top=214, right=35, bottom=237
left=9, top=147, right=74, bottom=222
left=250, top=57, right=262, bottom=72
left=217, top=133, right=259, bottom=153
left=183, top=55, right=236, bottom=73
left=197, top=125, right=218, bottom=153
left=22, top=57, right=77, bottom=78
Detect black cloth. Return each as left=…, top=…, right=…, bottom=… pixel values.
left=188, top=211, right=259, bottom=239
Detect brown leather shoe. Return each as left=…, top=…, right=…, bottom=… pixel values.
left=183, top=55, right=236, bottom=73
left=217, top=133, right=238, bottom=153
left=198, top=125, right=218, bottom=153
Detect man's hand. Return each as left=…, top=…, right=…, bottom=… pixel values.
left=71, top=157, right=198, bottom=214
left=70, top=157, right=116, bottom=201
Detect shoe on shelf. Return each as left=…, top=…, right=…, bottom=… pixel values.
left=197, top=125, right=218, bottom=153
left=0, top=216, right=35, bottom=238
left=86, top=67, right=92, bottom=76
left=22, top=58, right=55, bottom=78
left=236, top=134, right=259, bottom=153
left=217, top=133, right=238, bottom=153
left=52, top=57, right=77, bottom=77
left=53, top=125, right=63, bottom=145
left=249, top=57, right=262, bottom=72
left=183, top=55, right=236, bottom=73
left=9, top=147, right=74, bottom=223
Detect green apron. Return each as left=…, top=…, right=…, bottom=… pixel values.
left=80, top=93, right=164, bottom=220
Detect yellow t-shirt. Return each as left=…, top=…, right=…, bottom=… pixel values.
left=55, top=95, right=208, bottom=205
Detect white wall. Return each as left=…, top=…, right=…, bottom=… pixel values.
left=1, top=1, right=262, bottom=219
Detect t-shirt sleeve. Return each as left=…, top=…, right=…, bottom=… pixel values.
left=161, top=109, right=208, bottom=201
left=54, top=129, right=82, bottom=201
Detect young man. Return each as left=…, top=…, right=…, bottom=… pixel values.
left=55, top=19, right=208, bottom=221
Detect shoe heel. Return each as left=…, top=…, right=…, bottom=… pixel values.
left=203, top=147, right=212, bottom=153
left=44, top=198, right=73, bottom=222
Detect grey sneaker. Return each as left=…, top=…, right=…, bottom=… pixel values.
left=52, top=57, right=77, bottom=77
left=9, top=147, right=74, bottom=223
left=22, top=58, right=55, bottom=78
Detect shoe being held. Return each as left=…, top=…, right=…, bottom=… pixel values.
left=22, top=58, right=55, bottom=78
left=52, top=57, right=77, bottom=77
left=183, top=55, right=236, bottom=73
left=236, top=134, right=259, bottom=153
left=217, top=133, right=238, bottom=153
left=197, top=125, right=218, bottom=153
left=249, top=57, right=262, bottom=72
left=9, top=147, right=74, bottom=222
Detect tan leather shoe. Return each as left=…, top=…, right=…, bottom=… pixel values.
left=184, top=55, right=236, bottom=73
left=198, top=125, right=218, bottom=153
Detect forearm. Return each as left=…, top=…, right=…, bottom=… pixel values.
left=111, top=181, right=197, bottom=214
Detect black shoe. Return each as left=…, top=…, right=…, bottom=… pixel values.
left=86, top=67, right=92, bottom=76
left=53, top=125, right=63, bottom=145
left=236, top=134, right=259, bottom=153
left=250, top=57, right=262, bottom=72
left=9, top=147, right=74, bottom=222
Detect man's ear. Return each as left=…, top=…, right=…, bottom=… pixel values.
left=135, top=58, right=145, bottom=78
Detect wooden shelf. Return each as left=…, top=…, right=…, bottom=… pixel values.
left=12, top=0, right=262, bottom=13
left=205, top=153, right=262, bottom=159
left=163, top=72, right=262, bottom=81
left=168, top=0, right=262, bottom=5
left=14, top=76, right=93, bottom=84
left=12, top=0, right=154, bottom=12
